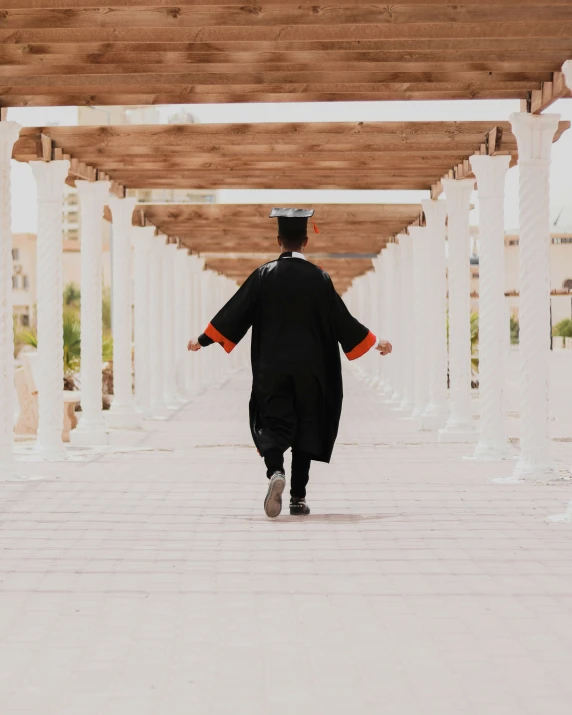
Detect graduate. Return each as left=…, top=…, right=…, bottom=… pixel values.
left=188, top=208, right=392, bottom=518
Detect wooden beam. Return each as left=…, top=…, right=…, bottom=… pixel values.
left=36, top=132, right=53, bottom=161
left=530, top=71, right=571, bottom=113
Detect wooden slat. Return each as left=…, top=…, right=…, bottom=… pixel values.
left=10, top=120, right=570, bottom=194
left=7, top=1, right=572, bottom=8
left=1, top=2, right=569, bottom=108
left=0, top=90, right=533, bottom=107
left=4, top=6, right=572, bottom=30
left=530, top=70, right=572, bottom=113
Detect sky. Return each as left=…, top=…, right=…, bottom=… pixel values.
left=7, top=98, right=572, bottom=235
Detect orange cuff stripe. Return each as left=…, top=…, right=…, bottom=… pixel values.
left=204, top=323, right=236, bottom=354
left=345, top=330, right=377, bottom=361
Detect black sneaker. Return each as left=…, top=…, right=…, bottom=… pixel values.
left=264, top=471, right=286, bottom=518
left=290, top=498, right=311, bottom=516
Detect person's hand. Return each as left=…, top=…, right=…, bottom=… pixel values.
left=376, top=339, right=392, bottom=356
left=187, top=338, right=201, bottom=352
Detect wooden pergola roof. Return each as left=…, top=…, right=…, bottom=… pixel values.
left=12, top=120, right=571, bottom=196
left=203, top=255, right=374, bottom=294
left=131, top=203, right=422, bottom=255
left=1, top=2, right=571, bottom=111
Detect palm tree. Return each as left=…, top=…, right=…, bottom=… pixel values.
left=19, top=308, right=81, bottom=376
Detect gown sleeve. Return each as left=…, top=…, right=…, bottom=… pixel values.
left=200, top=269, right=261, bottom=353
left=329, top=280, right=377, bottom=361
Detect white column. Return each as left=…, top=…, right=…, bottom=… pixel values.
left=397, top=233, right=415, bottom=412
left=107, top=196, right=139, bottom=429
left=389, top=243, right=405, bottom=406
left=469, top=155, right=511, bottom=460
left=439, top=179, right=477, bottom=443
left=70, top=180, right=110, bottom=446
left=510, top=112, right=560, bottom=478
left=0, top=123, right=21, bottom=473
left=173, top=247, right=189, bottom=399
left=200, top=269, right=214, bottom=388
left=372, top=256, right=385, bottom=393
left=149, top=235, right=166, bottom=418
left=380, top=246, right=395, bottom=398
left=162, top=241, right=182, bottom=408
left=132, top=226, right=154, bottom=419
left=409, top=226, right=430, bottom=419
left=0, top=122, right=21, bottom=478
left=351, top=277, right=366, bottom=380
left=422, top=199, right=449, bottom=428
left=192, top=257, right=206, bottom=393
left=185, top=255, right=201, bottom=396
left=30, top=160, right=70, bottom=458
left=363, top=271, right=377, bottom=385
left=550, top=64, right=572, bottom=518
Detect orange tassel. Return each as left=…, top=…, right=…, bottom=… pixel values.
left=313, top=219, right=320, bottom=234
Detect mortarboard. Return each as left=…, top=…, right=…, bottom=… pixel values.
left=269, top=207, right=319, bottom=236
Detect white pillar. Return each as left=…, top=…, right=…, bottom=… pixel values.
left=510, top=112, right=560, bottom=478
left=0, top=122, right=21, bottom=473
left=397, top=233, right=415, bottom=412
left=107, top=196, right=139, bottom=429
left=185, top=255, right=202, bottom=396
left=70, top=180, right=110, bottom=446
left=149, top=235, right=167, bottom=417
left=200, top=269, right=213, bottom=388
left=421, top=200, right=449, bottom=428
left=363, top=271, right=378, bottom=385
left=30, top=160, right=70, bottom=458
left=372, top=257, right=385, bottom=392
left=191, top=257, right=206, bottom=393
left=380, top=247, right=395, bottom=398
left=469, top=155, right=511, bottom=460
left=162, top=241, right=182, bottom=408
left=439, top=179, right=477, bottom=443
left=173, top=247, right=189, bottom=399
left=132, top=226, right=154, bottom=418
left=409, top=226, right=431, bottom=419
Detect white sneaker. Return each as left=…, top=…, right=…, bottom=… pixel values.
left=264, top=472, right=286, bottom=518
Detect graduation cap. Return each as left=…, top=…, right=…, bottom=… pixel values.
left=270, top=207, right=319, bottom=236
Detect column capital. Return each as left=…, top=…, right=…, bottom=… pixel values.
left=131, top=225, right=156, bottom=252
left=442, top=178, right=475, bottom=210
left=563, top=59, right=572, bottom=90
left=30, top=160, right=70, bottom=201
left=151, top=236, right=164, bottom=257
left=469, top=154, right=511, bottom=199
left=107, top=195, right=138, bottom=230
left=421, top=198, right=447, bottom=229
left=75, top=179, right=111, bottom=205
left=0, top=121, right=21, bottom=164
left=191, top=255, right=206, bottom=272
left=408, top=225, right=428, bottom=240
left=509, top=112, right=560, bottom=164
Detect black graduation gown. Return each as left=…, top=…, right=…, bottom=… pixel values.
left=201, top=253, right=377, bottom=463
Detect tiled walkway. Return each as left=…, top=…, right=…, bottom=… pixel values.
left=1, top=356, right=572, bottom=715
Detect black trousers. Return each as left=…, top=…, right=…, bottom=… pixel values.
left=264, top=447, right=311, bottom=500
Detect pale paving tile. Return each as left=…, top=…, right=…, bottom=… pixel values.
left=0, top=351, right=571, bottom=714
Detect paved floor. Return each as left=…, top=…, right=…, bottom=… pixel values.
left=1, top=353, right=572, bottom=715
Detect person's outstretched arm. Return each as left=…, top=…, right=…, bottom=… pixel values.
left=328, top=278, right=392, bottom=359
left=188, top=270, right=260, bottom=353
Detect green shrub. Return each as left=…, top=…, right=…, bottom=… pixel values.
left=553, top=318, right=572, bottom=338
left=510, top=316, right=520, bottom=345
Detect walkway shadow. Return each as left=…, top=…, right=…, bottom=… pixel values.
left=240, top=513, right=405, bottom=523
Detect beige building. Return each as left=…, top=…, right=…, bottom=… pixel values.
left=12, top=232, right=111, bottom=328
left=504, top=232, right=572, bottom=325
left=11, top=233, right=37, bottom=327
